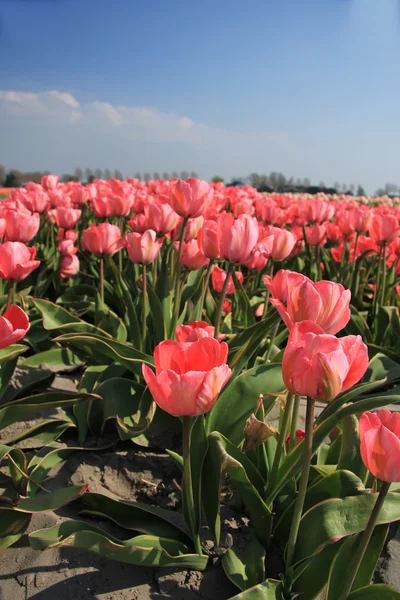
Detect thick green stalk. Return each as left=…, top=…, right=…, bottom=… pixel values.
left=289, top=394, right=301, bottom=452
left=380, top=243, right=387, bottom=307
left=194, top=259, right=213, bottom=321
left=283, top=396, right=315, bottom=598
left=182, top=416, right=203, bottom=556
left=170, top=217, right=189, bottom=337
left=6, top=281, right=15, bottom=310
left=141, top=263, right=147, bottom=351
left=262, top=261, right=274, bottom=319
left=214, top=262, right=234, bottom=338
left=264, top=320, right=280, bottom=362
left=337, top=481, right=391, bottom=600
left=99, top=257, right=105, bottom=311
left=267, top=392, right=294, bottom=494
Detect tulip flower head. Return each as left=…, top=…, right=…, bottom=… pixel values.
left=282, top=321, right=368, bottom=402
left=360, top=410, right=400, bottom=482
left=0, top=242, right=40, bottom=281
left=142, top=337, right=231, bottom=416
left=0, top=304, right=30, bottom=348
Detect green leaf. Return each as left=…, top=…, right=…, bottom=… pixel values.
left=228, top=579, right=282, bottom=599
left=29, top=520, right=209, bottom=570
left=365, top=353, right=400, bottom=385
left=222, top=536, right=266, bottom=591
left=87, top=377, right=145, bottom=436
left=16, top=484, right=87, bottom=513
left=180, top=268, right=204, bottom=309
left=347, top=585, right=400, bottom=599
left=3, top=418, right=75, bottom=447
left=54, top=332, right=153, bottom=375
left=21, top=347, right=84, bottom=371
left=232, top=270, right=255, bottom=328
left=0, top=356, right=18, bottom=398
left=228, top=311, right=280, bottom=373
left=207, top=364, right=284, bottom=445
left=147, top=283, right=166, bottom=344
left=182, top=415, right=208, bottom=543
left=0, top=344, right=28, bottom=365
left=80, top=492, right=192, bottom=544
left=267, top=394, right=400, bottom=504
left=0, top=443, right=27, bottom=489
left=274, top=470, right=366, bottom=546
left=155, top=252, right=171, bottom=335
left=202, top=432, right=270, bottom=547
left=293, top=542, right=345, bottom=600
left=326, top=525, right=389, bottom=599
left=0, top=391, right=100, bottom=432
left=0, top=509, right=31, bottom=549
left=120, top=277, right=142, bottom=349
left=294, top=492, right=400, bottom=564
left=336, top=415, right=367, bottom=480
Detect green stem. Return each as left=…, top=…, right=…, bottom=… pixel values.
left=170, top=217, right=189, bottom=337
left=372, top=246, right=383, bottom=321
left=283, top=396, right=315, bottom=598
left=264, top=320, right=280, bottom=362
left=194, top=260, right=213, bottom=321
left=289, top=394, right=301, bottom=452
left=267, top=392, right=294, bottom=494
left=380, top=243, right=387, bottom=307
left=182, top=416, right=203, bottom=556
left=337, top=480, right=391, bottom=600
left=6, top=281, right=15, bottom=310
left=99, top=257, right=105, bottom=311
left=141, top=264, right=147, bottom=351
left=262, top=261, right=274, bottom=319
left=214, top=262, right=234, bottom=338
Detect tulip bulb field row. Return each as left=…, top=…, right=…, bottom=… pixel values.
left=0, top=175, right=399, bottom=600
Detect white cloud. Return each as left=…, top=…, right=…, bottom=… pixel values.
left=0, top=88, right=399, bottom=193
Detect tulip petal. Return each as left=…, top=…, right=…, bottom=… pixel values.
left=361, top=426, right=400, bottom=482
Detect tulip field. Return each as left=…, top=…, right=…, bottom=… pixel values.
left=0, top=176, right=399, bottom=599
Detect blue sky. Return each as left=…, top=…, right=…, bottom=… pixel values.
left=0, top=0, right=399, bottom=192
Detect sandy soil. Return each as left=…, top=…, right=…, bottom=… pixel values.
left=0, top=370, right=398, bottom=600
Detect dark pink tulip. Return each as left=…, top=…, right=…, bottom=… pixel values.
left=0, top=305, right=30, bottom=348
left=125, top=230, right=164, bottom=264
left=81, top=223, right=125, bottom=256
left=168, top=178, right=213, bottom=218
left=0, top=242, right=40, bottom=281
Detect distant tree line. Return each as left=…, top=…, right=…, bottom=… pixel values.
left=1, top=164, right=399, bottom=197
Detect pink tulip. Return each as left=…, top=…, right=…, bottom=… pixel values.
left=212, top=265, right=243, bottom=294
left=0, top=242, right=40, bottom=281
left=81, top=223, right=125, bottom=256
left=175, top=321, right=222, bottom=342
left=263, top=269, right=307, bottom=304
left=144, top=203, right=180, bottom=234
left=0, top=305, right=30, bottom=349
left=271, top=277, right=351, bottom=334
left=27, top=189, right=49, bottom=213
left=48, top=207, right=81, bottom=230
left=142, top=337, right=231, bottom=416
left=218, top=213, right=259, bottom=263
left=369, top=215, right=399, bottom=245
left=3, top=209, right=40, bottom=243
left=305, top=224, right=327, bottom=247
left=259, top=227, right=297, bottom=261
left=360, top=410, right=400, bottom=482
left=282, top=321, right=368, bottom=402
left=176, top=239, right=209, bottom=270
left=0, top=219, right=5, bottom=239
left=199, top=219, right=221, bottom=259
left=92, top=194, right=133, bottom=218
left=58, top=239, right=77, bottom=255
left=60, top=253, right=80, bottom=278
left=125, top=230, right=164, bottom=264
left=41, top=175, right=59, bottom=190
left=168, top=178, right=213, bottom=218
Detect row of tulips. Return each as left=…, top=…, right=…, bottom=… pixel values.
left=0, top=176, right=399, bottom=600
